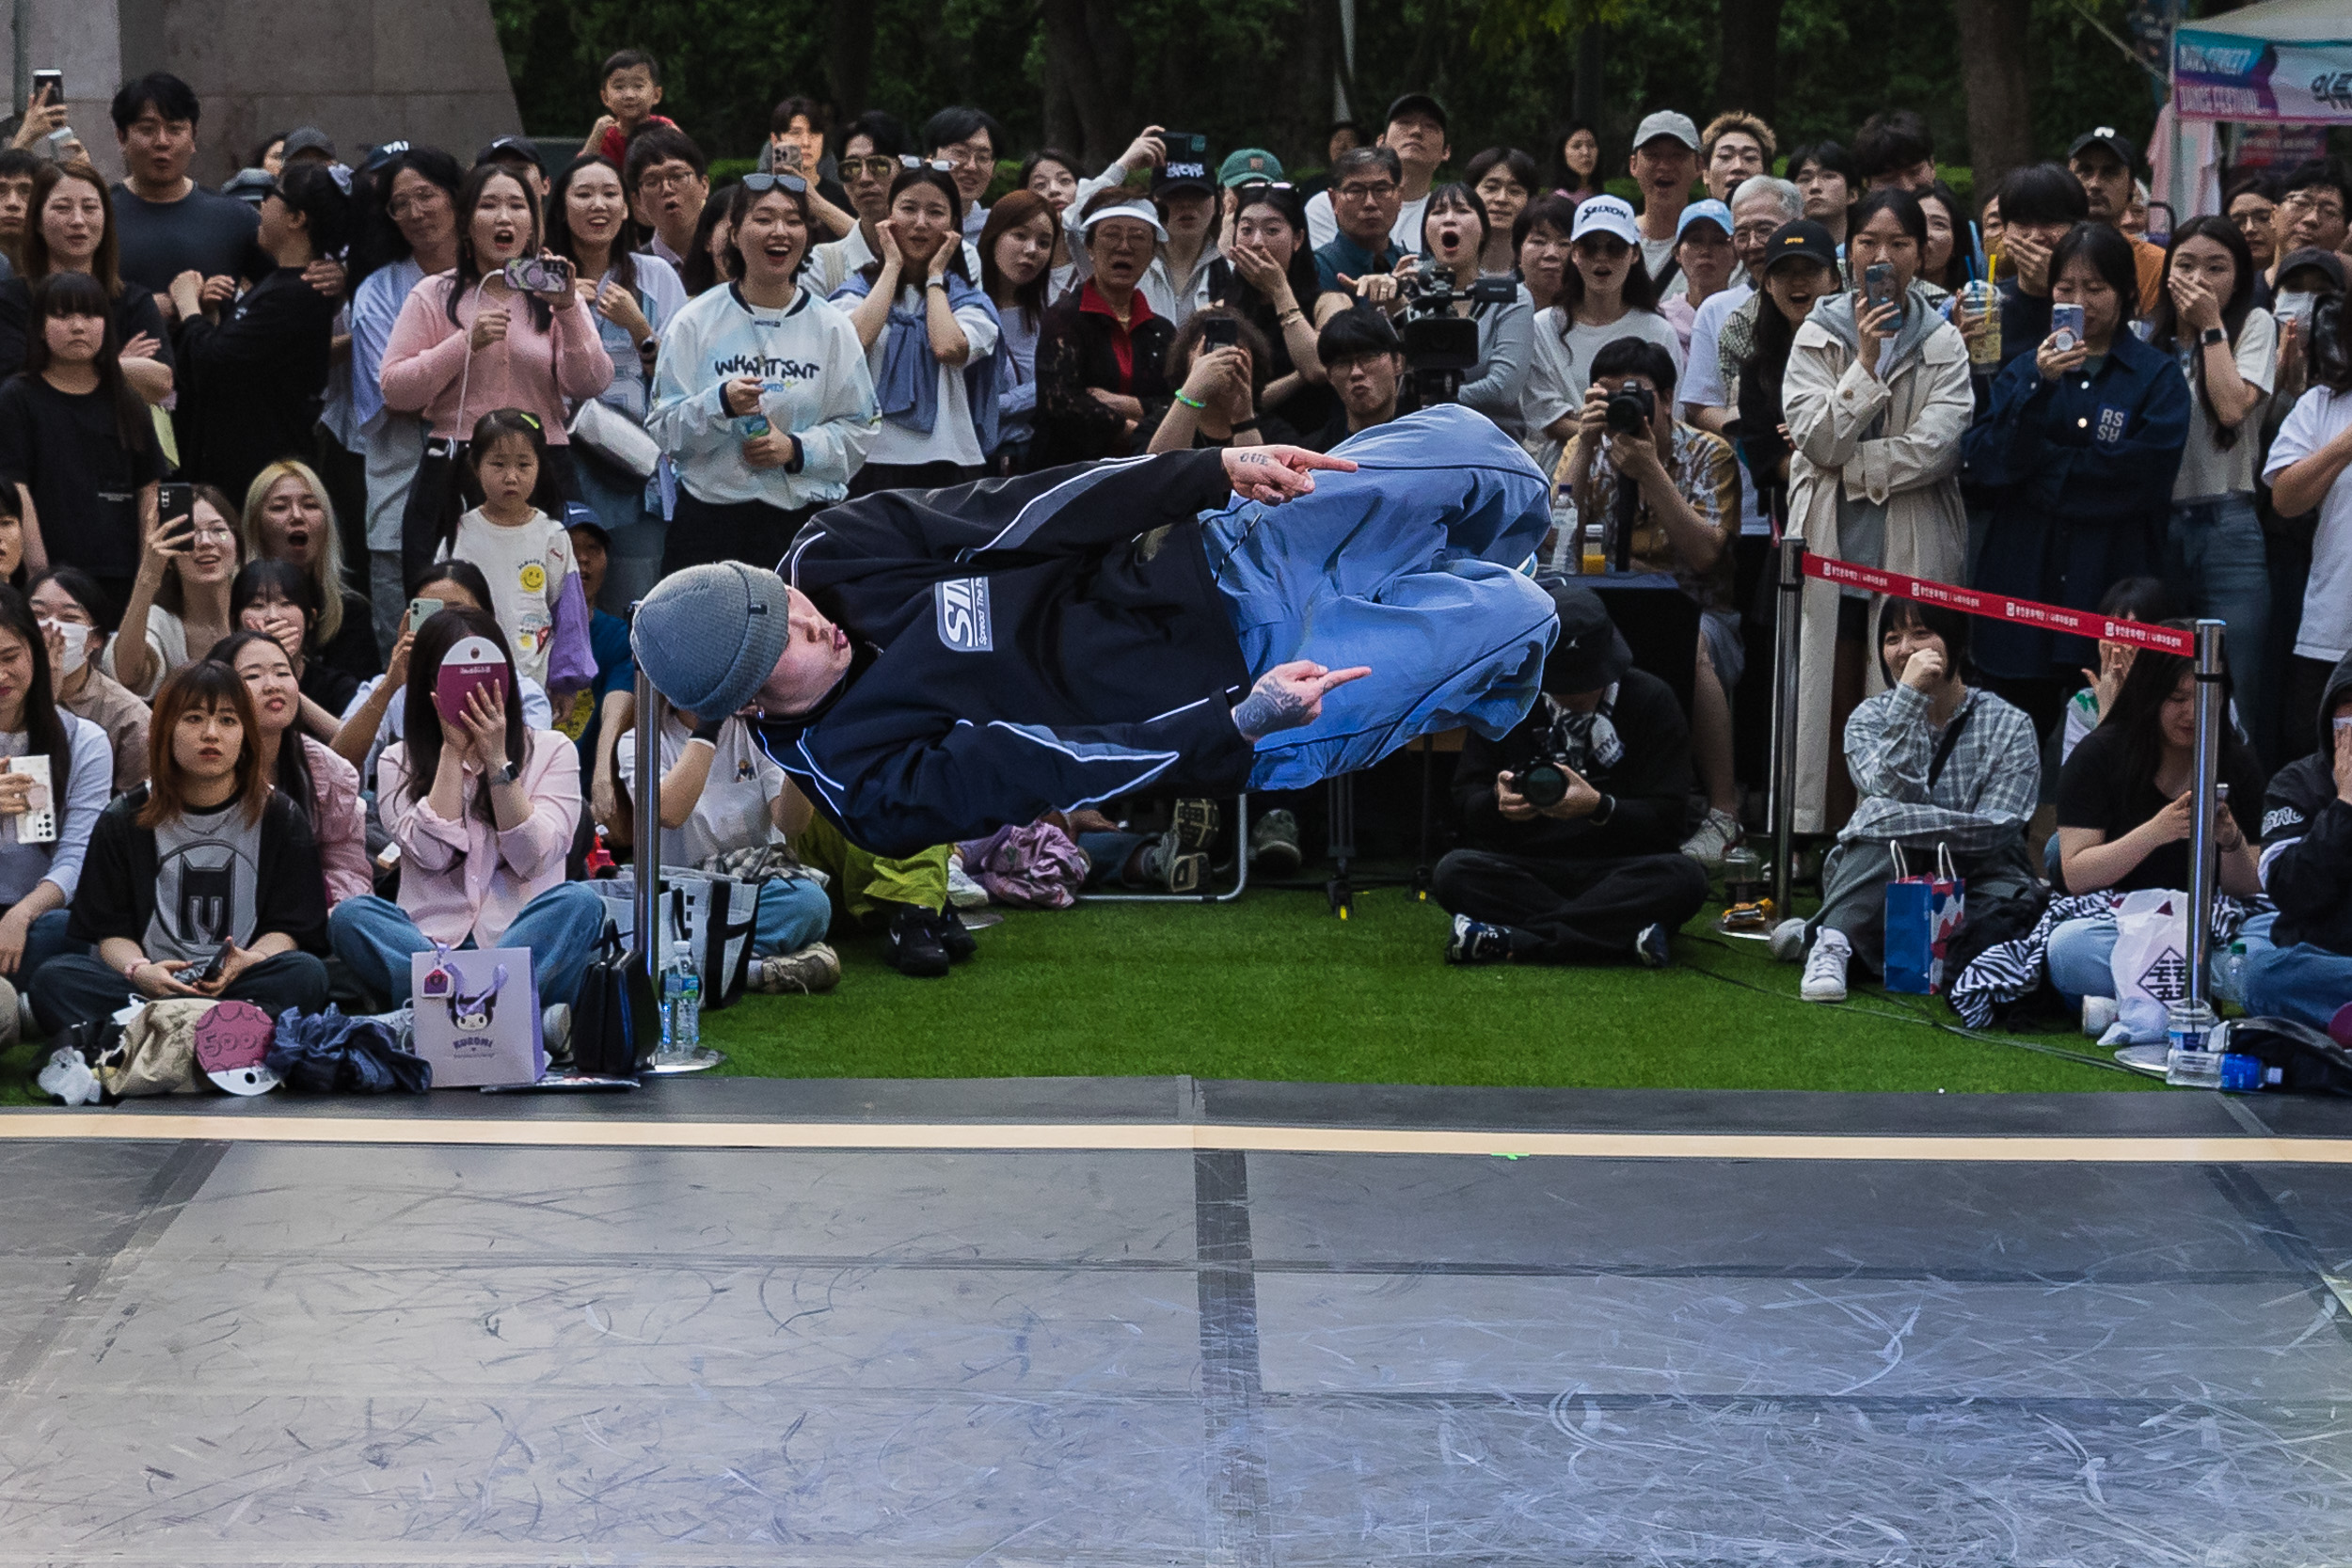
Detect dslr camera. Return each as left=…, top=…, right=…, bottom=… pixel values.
left=1510, top=754, right=1575, bottom=810
left=1395, top=271, right=1518, bottom=404
left=1602, top=379, right=1656, bottom=435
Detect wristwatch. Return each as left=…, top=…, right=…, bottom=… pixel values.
left=2199, top=325, right=2227, bottom=347
left=490, top=760, right=520, bottom=787
left=1589, top=792, right=1616, bottom=825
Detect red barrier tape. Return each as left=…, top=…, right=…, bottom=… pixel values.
left=1798, top=555, right=2195, bottom=657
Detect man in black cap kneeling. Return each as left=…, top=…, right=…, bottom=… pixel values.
left=1434, top=583, right=1709, bottom=967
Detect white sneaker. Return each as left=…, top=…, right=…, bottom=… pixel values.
left=541, top=1004, right=572, bottom=1057
left=1769, top=917, right=1809, bottom=963
left=2082, top=995, right=2120, bottom=1038
left=1800, top=929, right=1851, bottom=1003
left=1680, top=807, right=1742, bottom=867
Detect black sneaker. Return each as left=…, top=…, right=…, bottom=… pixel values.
left=1634, top=922, right=1671, bottom=968
left=884, top=905, right=951, bottom=977
left=1445, top=913, right=1518, bottom=965
left=929, top=907, right=977, bottom=962
left=1249, top=808, right=1302, bottom=874
left=1169, top=798, right=1219, bottom=854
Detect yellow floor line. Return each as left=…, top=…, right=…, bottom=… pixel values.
left=0, top=1113, right=2347, bottom=1163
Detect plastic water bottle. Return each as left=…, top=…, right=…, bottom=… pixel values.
left=662, top=939, right=702, bottom=1051
left=2165, top=998, right=2221, bottom=1087
left=2217, top=940, right=2249, bottom=1006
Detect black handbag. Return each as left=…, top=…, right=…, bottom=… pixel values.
left=571, top=921, right=660, bottom=1077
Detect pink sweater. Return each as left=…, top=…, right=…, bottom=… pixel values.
left=378, top=273, right=613, bottom=442
left=302, top=736, right=372, bottom=909
left=378, top=729, right=580, bottom=948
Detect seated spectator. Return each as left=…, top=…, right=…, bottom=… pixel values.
left=230, top=559, right=356, bottom=735
left=242, top=459, right=377, bottom=686
left=647, top=173, right=877, bottom=573
left=1981, top=162, right=2089, bottom=376
left=978, top=191, right=1057, bottom=472
left=1514, top=194, right=1575, bottom=315
left=0, top=160, right=174, bottom=401
left=2047, top=635, right=2265, bottom=1006
left=1071, top=800, right=1221, bottom=895
left=585, top=49, right=676, bottom=170
left=1031, top=191, right=1175, bottom=465
left=1523, top=196, right=1685, bottom=475
left=622, top=126, right=708, bottom=269
left=833, top=164, right=1001, bottom=494
left=167, top=161, right=346, bottom=500
left=2060, top=577, right=2173, bottom=765
left=1770, top=599, right=2039, bottom=1002
left=212, top=629, right=369, bottom=908
left=1660, top=198, right=1736, bottom=356
left=327, top=607, right=602, bottom=1010
left=0, top=582, right=108, bottom=998
left=331, top=560, right=553, bottom=781
left=29, top=568, right=146, bottom=793
left=107, top=482, right=237, bottom=699
left=557, top=514, right=636, bottom=832
left=31, top=659, right=330, bottom=1035
left=1297, top=305, right=1407, bottom=450
left=1967, top=222, right=2190, bottom=733
left=1553, top=336, right=1745, bottom=864
left=1786, top=141, right=1858, bottom=246
left=2265, top=295, right=2352, bottom=767
left=809, top=112, right=912, bottom=297
left=1311, top=145, right=1406, bottom=298
left=1210, top=183, right=1334, bottom=437
left=2245, top=652, right=2352, bottom=1029
left=1412, top=182, right=1534, bottom=440
left=1465, top=147, right=1538, bottom=277
left=1149, top=307, right=1292, bottom=451
left=1433, top=583, right=1710, bottom=966
left=614, top=706, right=839, bottom=994
left=0, top=272, right=165, bottom=608
left=429, top=407, right=589, bottom=699
left=1784, top=194, right=1973, bottom=835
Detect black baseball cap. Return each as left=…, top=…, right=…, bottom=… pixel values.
left=1152, top=151, right=1215, bottom=200
left=1384, top=93, right=1448, bottom=134
left=1763, top=218, right=1839, bottom=274
left=2278, top=245, right=2347, bottom=293
left=1543, top=584, right=1633, bottom=695
left=476, top=135, right=547, bottom=176
left=2066, top=127, right=2138, bottom=169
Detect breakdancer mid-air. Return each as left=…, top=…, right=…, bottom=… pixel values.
left=631, top=404, right=1561, bottom=856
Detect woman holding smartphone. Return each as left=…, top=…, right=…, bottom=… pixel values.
left=30, top=659, right=331, bottom=1035
left=107, top=483, right=239, bottom=700
left=0, top=582, right=109, bottom=1003
left=379, top=163, right=612, bottom=589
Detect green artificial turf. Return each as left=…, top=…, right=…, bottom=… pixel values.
left=0, top=887, right=2146, bottom=1105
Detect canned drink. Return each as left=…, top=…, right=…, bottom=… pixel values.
left=1958, top=280, right=2000, bottom=368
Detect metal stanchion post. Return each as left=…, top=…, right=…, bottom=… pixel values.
left=2184, top=619, right=2226, bottom=1009
left=1769, top=539, right=1806, bottom=920
left=633, top=658, right=723, bottom=1074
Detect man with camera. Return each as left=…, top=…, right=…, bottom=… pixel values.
left=1556, top=338, right=1746, bottom=867
left=1436, top=583, right=1709, bottom=968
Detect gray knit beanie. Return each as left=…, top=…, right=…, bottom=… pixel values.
left=629, top=562, right=796, bottom=721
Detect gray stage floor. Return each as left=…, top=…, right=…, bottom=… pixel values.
left=4, top=1082, right=2352, bottom=1564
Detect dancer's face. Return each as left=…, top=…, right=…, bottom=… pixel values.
left=754, top=585, right=853, bottom=716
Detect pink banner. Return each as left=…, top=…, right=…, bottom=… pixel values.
left=1799, top=555, right=2196, bottom=657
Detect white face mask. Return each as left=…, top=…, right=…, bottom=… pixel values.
left=39, top=618, right=88, bottom=676
left=2276, top=289, right=2316, bottom=325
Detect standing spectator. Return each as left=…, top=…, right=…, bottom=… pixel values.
left=556, top=514, right=636, bottom=819
left=647, top=172, right=877, bottom=573
left=2267, top=296, right=2352, bottom=765
left=1140, top=154, right=1220, bottom=330
left=1311, top=146, right=1406, bottom=297
left=108, top=483, right=238, bottom=699
left=0, top=148, right=43, bottom=277
left=1514, top=195, right=1576, bottom=315
left=431, top=408, right=589, bottom=697
left=1914, top=182, right=1971, bottom=295
left=676, top=189, right=737, bottom=298
left=1020, top=147, right=1086, bottom=298
left=2259, top=162, right=2350, bottom=308
left=242, top=460, right=376, bottom=685
left=2142, top=215, right=2276, bottom=738
left=1627, top=112, right=1701, bottom=291
left=1032, top=192, right=1175, bottom=465
left=231, top=558, right=358, bottom=734
left=1523, top=195, right=1684, bottom=469
left=1550, top=123, right=1604, bottom=205
left=1729, top=216, right=1841, bottom=527
left=32, top=659, right=331, bottom=1036
left=0, top=272, right=164, bottom=609
left=167, top=163, right=348, bottom=502
left=1304, top=95, right=1449, bottom=255
left=1681, top=177, right=1803, bottom=438
left=2244, top=653, right=2352, bottom=1028
left=1466, top=148, right=1539, bottom=277
left=214, top=629, right=369, bottom=909
left=978, top=191, right=1057, bottom=472
left=755, top=96, right=856, bottom=241
left=327, top=608, right=603, bottom=1012
left=1782, top=196, right=1974, bottom=837
left=1851, top=110, right=1937, bottom=192
left=2225, top=174, right=2280, bottom=281
left=584, top=49, right=676, bottom=169
left=544, top=152, right=685, bottom=609
left=922, top=106, right=1002, bottom=240
left=1213, top=183, right=1333, bottom=439
left=1787, top=142, right=1859, bottom=247
left=30, top=567, right=148, bottom=793
left=1660, top=198, right=1736, bottom=356
left=809, top=113, right=912, bottom=297
left=105, top=73, right=269, bottom=302
left=351, top=146, right=462, bottom=649
left=1984, top=162, right=2090, bottom=376
left=476, top=136, right=548, bottom=200
left=2067, top=128, right=2164, bottom=313
left=1303, top=122, right=1367, bottom=200
left=622, top=127, right=709, bottom=268
left=0, top=582, right=112, bottom=995
left=379, top=161, right=612, bottom=587
left=1414, top=183, right=1534, bottom=440
left=832, top=166, right=1001, bottom=494
left=1966, top=223, right=2191, bottom=732
left=1701, top=112, right=1774, bottom=202
left=0, top=161, right=175, bottom=399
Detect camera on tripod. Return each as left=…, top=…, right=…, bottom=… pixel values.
left=1396, top=271, right=1518, bottom=404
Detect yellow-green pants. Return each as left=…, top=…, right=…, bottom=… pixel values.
left=789, top=813, right=950, bottom=929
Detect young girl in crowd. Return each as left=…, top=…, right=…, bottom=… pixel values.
left=0, top=583, right=109, bottom=993
left=0, top=161, right=173, bottom=401
left=834, top=165, right=1002, bottom=494
left=0, top=272, right=166, bottom=610
left=977, top=190, right=1057, bottom=472
left=29, top=568, right=147, bottom=794
left=32, top=659, right=331, bottom=1035
left=242, top=460, right=378, bottom=685
left=231, top=559, right=356, bottom=734
left=327, top=607, right=603, bottom=1012
left=379, top=161, right=612, bottom=587
left=212, top=629, right=370, bottom=908
left=434, top=407, right=590, bottom=699
left=108, top=483, right=238, bottom=700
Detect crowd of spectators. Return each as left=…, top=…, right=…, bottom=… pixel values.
left=0, top=55, right=2349, bottom=1064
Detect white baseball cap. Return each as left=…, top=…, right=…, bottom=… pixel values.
left=1570, top=194, right=1641, bottom=246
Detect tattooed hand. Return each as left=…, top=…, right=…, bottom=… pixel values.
left=1222, top=444, right=1358, bottom=505
left=1232, top=660, right=1374, bottom=741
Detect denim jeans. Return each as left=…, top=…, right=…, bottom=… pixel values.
left=7, top=907, right=83, bottom=984
left=2243, top=940, right=2352, bottom=1033
left=755, top=877, right=833, bottom=957
left=2046, top=915, right=2233, bottom=1006
left=328, top=885, right=607, bottom=1011
left=2165, top=496, right=2269, bottom=743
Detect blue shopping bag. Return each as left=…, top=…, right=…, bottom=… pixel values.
left=1883, top=844, right=1965, bottom=995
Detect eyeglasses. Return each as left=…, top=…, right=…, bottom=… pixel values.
left=937, top=144, right=995, bottom=170
left=638, top=166, right=707, bottom=195
left=898, top=155, right=956, bottom=173
left=190, top=524, right=236, bottom=544
left=1336, top=181, right=1399, bottom=201
left=741, top=172, right=808, bottom=195
left=389, top=189, right=447, bottom=218
left=842, top=156, right=899, bottom=179
left=2282, top=192, right=2347, bottom=222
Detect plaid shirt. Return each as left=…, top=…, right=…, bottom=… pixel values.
left=1547, top=420, right=1740, bottom=613
left=1840, top=682, right=2040, bottom=853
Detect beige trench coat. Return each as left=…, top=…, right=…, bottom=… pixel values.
left=1782, top=302, right=1973, bottom=834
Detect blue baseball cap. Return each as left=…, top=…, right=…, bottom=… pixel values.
left=1676, top=198, right=1734, bottom=242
